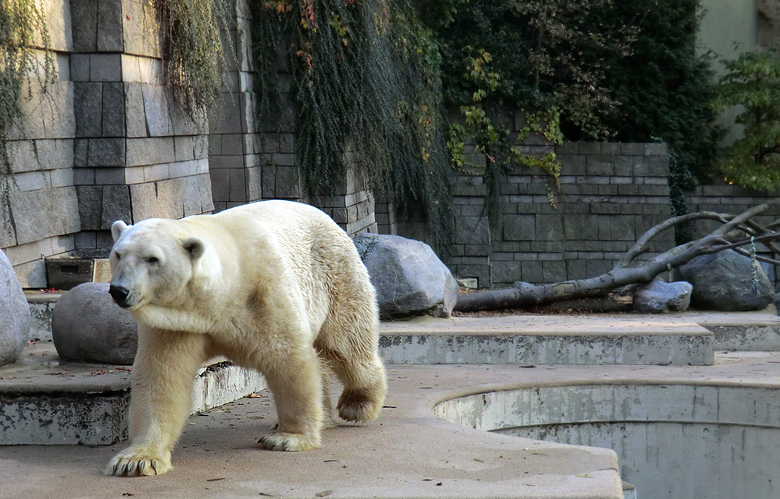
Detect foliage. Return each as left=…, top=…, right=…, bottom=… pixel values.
left=155, top=0, right=231, bottom=120
left=715, top=44, right=780, bottom=191
left=0, top=0, right=57, bottom=209
left=428, top=0, right=634, bottom=139
left=593, top=0, right=720, bottom=232
left=252, top=0, right=453, bottom=253
left=446, top=48, right=562, bottom=228
left=423, top=0, right=719, bottom=242
left=420, top=0, right=632, bottom=230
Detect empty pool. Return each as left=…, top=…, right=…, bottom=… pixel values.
left=434, top=383, right=780, bottom=499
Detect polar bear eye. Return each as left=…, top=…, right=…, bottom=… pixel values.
left=114, top=252, right=121, bottom=261
left=147, top=256, right=159, bottom=264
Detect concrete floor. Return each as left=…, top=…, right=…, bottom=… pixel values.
left=3, top=351, right=780, bottom=498
left=2, top=311, right=780, bottom=498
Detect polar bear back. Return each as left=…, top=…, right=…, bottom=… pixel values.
left=188, top=200, right=374, bottom=336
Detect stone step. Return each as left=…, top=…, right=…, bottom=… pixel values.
left=380, top=315, right=716, bottom=366
left=0, top=343, right=266, bottom=446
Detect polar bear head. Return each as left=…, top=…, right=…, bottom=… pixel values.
left=108, top=219, right=207, bottom=311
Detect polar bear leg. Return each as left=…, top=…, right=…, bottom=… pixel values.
left=318, top=356, right=338, bottom=429
left=332, top=351, right=387, bottom=423
left=257, top=349, right=324, bottom=451
left=106, top=328, right=208, bottom=476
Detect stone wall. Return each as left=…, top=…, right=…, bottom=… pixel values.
left=71, top=0, right=214, bottom=235
left=1, top=0, right=378, bottom=288
left=2, top=0, right=78, bottom=287
left=443, top=142, right=674, bottom=288
left=208, top=0, right=263, bottom=212
left=1, top=0, right=214, bottom=287
left=3, top=0, right=776, bottom=290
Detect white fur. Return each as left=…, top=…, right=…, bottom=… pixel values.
left=105, top=200, right=387, bottom=477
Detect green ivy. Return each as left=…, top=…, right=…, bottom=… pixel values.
left=446, top=48, right=563, bottom=230
left=423, top=0, right=632, bottom=232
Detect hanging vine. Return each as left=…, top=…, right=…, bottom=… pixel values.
left=252, top=0, right=453, bottom=254
left=0, top=0, right=57, bottom=211
left=155, top=0, right=232, bottom=120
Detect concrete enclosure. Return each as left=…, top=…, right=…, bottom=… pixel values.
left=435, top=383, right=780, bottom=499
left=4, top=0, right=780, bottom=291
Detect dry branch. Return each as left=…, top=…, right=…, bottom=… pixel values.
left=455, top=204, right=777, bottom=312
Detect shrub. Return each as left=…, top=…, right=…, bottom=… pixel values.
left=594, top=0, right=721, bottom=218
left=715, top=44, right=780, bottom=190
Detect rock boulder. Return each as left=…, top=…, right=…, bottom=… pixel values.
left=0, top=250, right=29, bottom=365
left=678, top=251, right=774, bottom=311
left=634, top=279, right=693, bottom=314
left=52, top=282, right=137, bottom=364
left=353, top=233, right=459, bottom=320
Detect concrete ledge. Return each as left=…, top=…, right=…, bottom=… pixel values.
left=381, top=315, right=715, bottom=366
left=0, top=343, right=266, bottom=445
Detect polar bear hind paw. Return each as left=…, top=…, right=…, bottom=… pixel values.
left=257, top=432, right=320, bottom=451
left=105, top=448, right=172, bottom=476
left=337, top=390, right=382, bottom=423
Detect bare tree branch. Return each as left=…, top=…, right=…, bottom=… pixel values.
left=456, top=204, right=775, bottom=313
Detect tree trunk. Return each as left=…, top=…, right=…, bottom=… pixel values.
left=456, top=204, right=774, bottom=313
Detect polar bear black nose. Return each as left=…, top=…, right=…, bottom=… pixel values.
left=109, top=285, right=130, bottom=305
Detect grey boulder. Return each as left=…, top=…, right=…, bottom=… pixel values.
left=0, top=249, right=29, bottom=365
left=634, top=279, right=693, bottom=314
left=52, top=282, right=137, bottom=364
left=353, top=233, right=459, bottom=320
left=678, top=251, right=774, bottom=311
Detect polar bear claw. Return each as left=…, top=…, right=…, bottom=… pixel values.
left=105, top=447, right=171, bottom=476
left=258, top=432, right=321, bottom=452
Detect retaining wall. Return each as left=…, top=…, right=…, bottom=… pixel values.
left=2, top=1, right=778, bottom=289
left=443, top=142, right=675, bottom=288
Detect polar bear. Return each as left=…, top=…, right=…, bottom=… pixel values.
left=104, top=200, right=387, bottom=476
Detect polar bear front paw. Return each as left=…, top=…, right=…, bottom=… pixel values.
left=337, top=390, right=382, bottom=423
left=105, top=446, right=172, bottom=477
left=258, top=432, right=320, bottom=451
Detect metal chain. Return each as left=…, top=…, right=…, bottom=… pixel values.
left=751, top=236, right=759, bottom=295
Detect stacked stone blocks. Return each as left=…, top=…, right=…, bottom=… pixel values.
left=70, top=0, right=214, bottom=256
left=311, top=166, right=377, bottom=235
left=209, top=0, right=264, bottom=212
left=2, top=0, right=216, bottom=287
left=2, top=0, right=78, bottom=287
left=446, top=142, right=674, bottom=288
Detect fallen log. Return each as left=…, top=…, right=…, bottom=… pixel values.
left=455, top=204, right=776, bottom=312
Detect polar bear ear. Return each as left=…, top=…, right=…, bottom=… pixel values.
left=111, top=220, right=129, bottom=242
left=183, top=237, right=206, bottom=260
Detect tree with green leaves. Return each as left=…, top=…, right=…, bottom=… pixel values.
left=715, top=44, right=780, bottom=191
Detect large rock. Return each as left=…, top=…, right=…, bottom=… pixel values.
left=634, top=279, right=693, bottom=314
left=678, top=251, right=774, bottom=311
left=353, top=233, right=459, bottom=320
left=0, top=250, right=29, bottom=365
left=52, top=282, right=138, bottom=364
